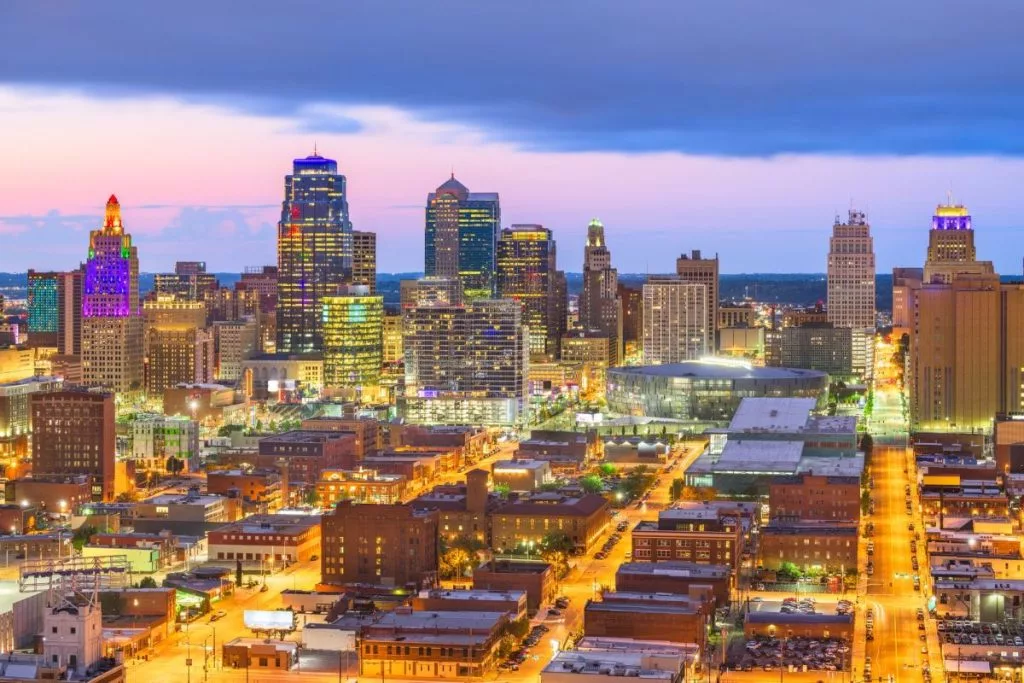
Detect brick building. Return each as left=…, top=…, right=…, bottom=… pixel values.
left=491, top=492, right=610, bottom=555
left=615, top=561, right=730, bottom=606
left=300, top=416, right=382, bottom=460
left=30, top=388, right=116, bottom=501
left=584, top=591, right=711, bottom=644
left=768, top=474, right=860, bottom=522
left=206, top=468, right=282, bottom=513
left=759, top=521, right=859, bottom=573
left=473, top=560, right=556, bottom=612
left=320, top=501, right=438, bottom=589
left=258, top=431, right=359, bottom=485
left=631, top=506, right=744, bottom=573
left=317, top=468, right=407, bottom=507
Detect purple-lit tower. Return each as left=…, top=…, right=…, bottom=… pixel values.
left=81, top=195, right=144, bottom=394
left=83, top=195, right=139, bottom=317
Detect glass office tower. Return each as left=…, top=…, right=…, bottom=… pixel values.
left=424, top=175, right=500, bottom=300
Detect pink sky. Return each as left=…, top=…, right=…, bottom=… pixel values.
left=3, top=86, right=1024, bottom=275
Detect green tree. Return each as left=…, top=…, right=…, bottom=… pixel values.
left=598, top=463, right=616, bottom=477
left=304, top=488, right=320, bottom=506
left=579, top=475, right=603, bottom=495
left=236, top=559, right=244, bottom=588
left=138, top=576, right=158, bottom=588
left=72, top=525, right=98, bottom=551
left=540, top=530, right=575, bottom=578
left=439, top=535, right=487, bottom=579
left=777, top=562, right=802, bottom=582
left=669, top=478, right=685, bottom=502
left=493, top=483, right=511, bottom=498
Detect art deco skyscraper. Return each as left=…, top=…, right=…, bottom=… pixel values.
left=276, top=152, right=353, bottom=353
left=424, top=175, right=500, bottom=299
left=496, top=224, right=561, bottom=357
left=923, top=201, right=994, bottom=284
left=827, top=210, right=876, bottom=328
left=81, top=195, right=143, bottom=394
left=579, top=219, right=623, bottom=365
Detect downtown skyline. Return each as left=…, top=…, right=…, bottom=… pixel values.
left=4, top=3, right=1024, bottom=275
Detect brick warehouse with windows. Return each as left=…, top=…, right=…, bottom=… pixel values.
left=630, top=505, right=745, bottom=574
left=320, top=501, right=439, bottom=589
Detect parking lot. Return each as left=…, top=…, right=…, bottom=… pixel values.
left=731, top=636, right=851, bottom=672
left=938, top=618, right=1024, bottom=647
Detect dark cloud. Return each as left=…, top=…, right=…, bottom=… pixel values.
left=2, top=1, right=1023, bottom=156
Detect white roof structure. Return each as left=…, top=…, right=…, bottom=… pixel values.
left=728, top=398, right=816, bottom=432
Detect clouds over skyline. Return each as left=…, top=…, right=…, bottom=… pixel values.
left=1, top=3, right=1024, bottom=275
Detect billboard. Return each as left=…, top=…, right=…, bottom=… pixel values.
left=244, top=610, right=296, bottom=631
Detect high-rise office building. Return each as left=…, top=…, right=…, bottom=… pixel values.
left=276, top=153, right=353, bottom=353
left=496, top=224, right=560, bottom=357
left=81, top=195, right=143, bottom=394
left=403, top=294, right=528, bottom=425
left=618, top=283, right=644, bottom=348
left=675, top=250, right=719, bottom=344
left=827, top=210, right=876, bottom=328
left=154, top=261, right=217, bottom=300
left=322, top=285, right=384, bottom=391
left=424, top=175, right=500, bottom=299
left=911, top=202, right=1024, bottom=432
left=642, top=276, right=709, bottom=365
left=892, top=267, right=923, bottom=331
left=143, top=296, right=212, bottom=395
left=382, top=311, right=404, bottom=366
left=579, top=219, right=623, bottom=365
left=213, top=317, right=259, bottom=382
left=923, top=201, right=994, bottom=285
left=26, top=270, right=60, bottom=348
left=826, top=209, right=876, bottom=378
left=31, top=388, right=116, bottom=501
left=352, top=230, right=377, bottom=293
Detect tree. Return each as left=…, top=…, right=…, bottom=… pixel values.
left=304, top=488, right=320, bottom=506
left=860, top=434, right=874, bottom=462
left=669, top=478, right=685, bottom=502
left=598, top=463, right=617, bottom=478
left=236, top=559, right=244, bottom=588
left=72, top=525, right=98, bottom=551
left=138, top=576, right=158, bottom=588
left=540, top=530, right=575, bottom=578
left=681, top=485, right=717, bottom=503
left=777, top=562, right=802, bottom=582
left=493, top=483, right=511, bottom=498
left=166, top=456, right=185, bottom=475
left=439, top=535, right=487, bottom=579
left=579, top=475, right=603, bottom=495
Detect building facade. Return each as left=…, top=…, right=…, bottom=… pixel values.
left=352, top=230, right=377, bottom=293
left=675, top=250, right=719, bottom=339
left=496, top=224, right=561, bottom=357
left=31, top=388, right=116, bottom=501
left=642, top=276, right=708, bottom=364
left=322, top=286, right=384, bottom=391
left=826, top=209, right=876, bottom=329
left=276, top=153, right=353, bottom=353
left=579, top=219, right=623, bottom=365
left=424, top=175, right=500, bottom=300
left=780, top=324, right=853, bottom=376
left=81, top=195, right=143, bottom=394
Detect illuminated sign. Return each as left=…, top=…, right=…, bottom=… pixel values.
left=244, top=610, right=296, bottom=631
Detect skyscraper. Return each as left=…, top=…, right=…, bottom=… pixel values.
left=26, top=270, right=61, bottom=348
left=642, top=276, right=709, bottom=364
left=352, top=230, right=377, bottom=293
left=403, top=293, right=528, bottom=425
left=579, top=219, right=623, bottom=365
left=276, top=152, right=353, bottom=353
left=496, top=224, right=559, bottom=357
left=923, top=201, right=993, bottom=285
left=826, top=209, right=876, bottom=377
left=675, top=250, right=719, bottom=346
left=81, top=195, right=143, bottom=394
left=31, top=388, right=116, bottom=501
left=424, top=175, right=500, bottom=299
left=827, top=210, right=876, bottom=328
left=322, top=285, right=384, bottom=392
left=911, top=202, right=1024, bottom=432
left=892, top=267, right=923, bottom=331
left=143, top=296, right=212, bottom=395
left=154, top=261, right=217, bottom=300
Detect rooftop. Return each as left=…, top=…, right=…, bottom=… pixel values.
left=501, top=493, right=608, bottom=517
left=142, top=492, right=226, bottom=507
left=543, top=650, right=684, bottom=680
left=212, top=514, right=320, bottom=537
left=420, top=589, right=525, bottom=603
left=370, top=609, right=505, bottom=633
left=616, top=562, right=730, bottom=580
left=729, top=398, right=817, bottom=431
left=260, top=430, right=349, bottom=444
left=610, top=361, right=828, bottom=382
left=746, top=612, right=853, bottom=624
left=493, top=459, right=549, bottom=471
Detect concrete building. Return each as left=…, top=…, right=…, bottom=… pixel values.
left=31, top=388, right=115, bottom=502
left=578, top=219, right=623, bottom=365
left=241, top=352, right=323, bottom=400
left=642, top=276, right=708, bottom=364
left=208, top=514, right=321, bottom=566
left=826, top=209, right=876, bottom=376
left=351, top=230, right=377, bottom=293
left=126, top=413, right=198, bottom=474
left=496, top=224, right=563, bottom=358
left=320, top=501, right=438, bottom=589
left=892, top=267, right=923, bottom=331
left=142, top=296, right=212, bottom=396
left=0, top=376, right=64, bottom=472
left=542, top=641, right=693, bottom=683
left=491, top=460, right=552, bottom=492
left=213, top=317, right=259, bottom=382
left=675, top=250, right=719, bottom=339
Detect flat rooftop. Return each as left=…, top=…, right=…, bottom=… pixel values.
left=729, top=398, right=817, bottom=431
left=371, top=610, right=505, bottom=632
left=421, top=589, right=525, bottom=602
left=213, top=514, right=320, bottom=536
left=493, top=459, right=549, bottom=471
left=142, top=493, right=225, bottom=507
left=543, top=651, right=681, bottom=680
left=610, top=362, right=828, bottom=382
left=616, top=561, right=730, bottom=580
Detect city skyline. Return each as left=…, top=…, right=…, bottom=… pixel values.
left=4, top=4, right=1024, bottom=274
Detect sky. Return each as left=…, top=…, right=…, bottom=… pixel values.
left=2, top=1, right=1024, bottom=275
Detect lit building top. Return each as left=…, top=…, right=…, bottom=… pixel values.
left=83, top=194, right=139, bottom=318
left=932, top=203, right=972, bottom=231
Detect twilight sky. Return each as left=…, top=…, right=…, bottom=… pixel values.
left=2, top=1, right=1024, bottom=274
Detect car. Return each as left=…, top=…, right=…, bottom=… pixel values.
left=547, top=608, right=562, bottom=617
left=624, top=552, right=632, bottom=559
left=210, top=609, right=227, bottom=622
left=909, top=523, right=915, bottom=531
left=918, top=622, right=925, bottom=631
left=750, top=597, right=763, bottom=603
left=917, top=608, right=925, bottom=620
left=866, top=631, right=874, bottom=641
